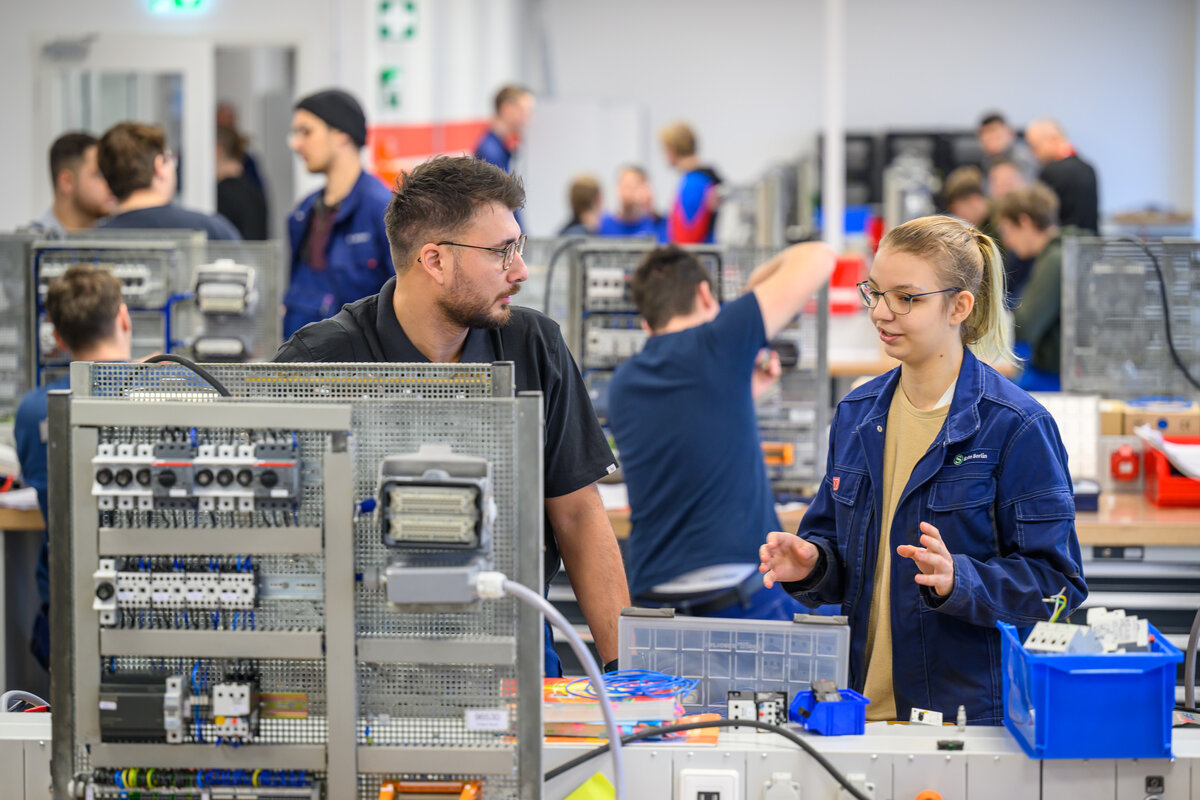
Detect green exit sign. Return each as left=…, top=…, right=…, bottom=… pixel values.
left=148, top=0, right=209, bottom=14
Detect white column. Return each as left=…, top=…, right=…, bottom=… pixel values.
left=1194, top=0, right=1200, bottom=238
left=823, top=0, right=845, bottom=253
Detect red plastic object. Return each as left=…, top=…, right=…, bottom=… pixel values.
left=1144, top=435, right=1200, bottom=507
left=1110, top=444, right=1140, bottom=482
left=829, top=254, right=867, bottom=315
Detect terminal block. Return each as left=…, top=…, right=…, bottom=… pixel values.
left=39, top=260, right=153, bottom=303
left=94, top=560, right=257, bottom=625
left=1025, top=621, right=1104, bottom=653
left=378, top=446, right=493, bottom=551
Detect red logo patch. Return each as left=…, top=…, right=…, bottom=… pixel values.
left=832, top=476, right=840, bottom=491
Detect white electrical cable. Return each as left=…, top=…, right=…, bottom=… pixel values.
left=474, top=571, right=626, bottom=800
left=1, top=689, right=49, bottom=712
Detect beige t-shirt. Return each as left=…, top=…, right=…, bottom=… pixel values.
left=861, top=384, right=950, bottom=721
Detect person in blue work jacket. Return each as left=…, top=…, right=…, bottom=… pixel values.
left=15, top=265, right=132, bottom=669
left=473, top=85, right=534, bottom=175
left=285, top=89, right=394, bottom=337
left=759, top=215, right=1086, bottom=726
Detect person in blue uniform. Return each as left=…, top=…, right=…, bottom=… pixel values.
left=597, top=165, right=663, bottom=239
left=608, top=242, right=835, bottom=619
left=759, top=215, right=1086, bottom=725
left=284, top=89, right=394, bottom=337
left=660, top=122, right=722, bottom=244
left=473, top=85, right=534, bottom=175
left=15, top=265, right=132, bottom=668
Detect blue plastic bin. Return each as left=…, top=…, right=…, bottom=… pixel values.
left=998, top=621, right=1183, bottom=759
left=788, top=688, right=869, bottom=735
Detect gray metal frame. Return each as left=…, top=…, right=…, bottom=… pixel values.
left=51, top=361, right=545, bottom=800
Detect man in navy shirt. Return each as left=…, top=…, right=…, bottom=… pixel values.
left=608, top=242, right=834, bottom=618
left=96, top=122, right=241, bottom=241
left=285, top=89, right=395, bottom=337
left=15, top=265, right=132, bottom=667
left=474, top=85, right=533, bottom=175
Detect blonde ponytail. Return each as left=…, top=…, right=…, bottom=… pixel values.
left=968, top=229, right=1017, bottom=365
left=879, top=215, right=1017, bottom=365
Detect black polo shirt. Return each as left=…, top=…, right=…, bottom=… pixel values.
left=274, top=277, right=618, bottom=583
left=1039, top=155, right=1099, bottom=233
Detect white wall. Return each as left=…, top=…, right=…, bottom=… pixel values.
left=0, top=0, right=366, bottom=230
left=528, top=0, right=1195, bottom=235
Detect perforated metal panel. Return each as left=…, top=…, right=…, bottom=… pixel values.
left=0, top=234, right=34, bottom=417
left=1062, top=236, right=1200, bottom=398
left=56, top=362, right=542, bottom=800
left=565, top=241, right=830, bottom=491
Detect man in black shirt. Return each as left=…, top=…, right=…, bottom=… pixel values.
left=274, top=156, right=628, bottom=676
left=1025, top=118, right=1099, bottom=233
left=216, top=124, right=268, bottom=240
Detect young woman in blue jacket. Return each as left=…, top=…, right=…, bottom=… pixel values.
left=760, top=215, right=1086, bottom=725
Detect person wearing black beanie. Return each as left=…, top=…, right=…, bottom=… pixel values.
left=284, top=89, right=394, bottom=337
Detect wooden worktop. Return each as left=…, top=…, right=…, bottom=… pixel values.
left=0, top=507, right=44, bottom=531
left=606, top=492, right=1200, bottom=547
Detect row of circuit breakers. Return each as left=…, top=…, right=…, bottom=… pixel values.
left=90, top=438, right=498, bottom=628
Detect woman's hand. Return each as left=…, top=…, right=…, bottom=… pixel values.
left=759, top=531, right=820, bottom=588
left=897, top=521, right=955, bottom=597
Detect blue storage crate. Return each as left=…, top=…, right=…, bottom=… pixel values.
left=998, top=621, right=1183, bottom=759
left=789, top=688, right=869, bottom=736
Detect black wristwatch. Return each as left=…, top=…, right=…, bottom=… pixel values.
left=603, top=658, right=620, bottom=673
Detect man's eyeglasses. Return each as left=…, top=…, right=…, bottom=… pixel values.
left=856, top=281, right=962, bottom=315
left=437, top=234, right=527, bottom=271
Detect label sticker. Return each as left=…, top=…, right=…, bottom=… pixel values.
left=99, top=700, right=117, bottom=711
left=832, top=476, right=840, bottom=491
left=464, top=708, right=509, bottom=731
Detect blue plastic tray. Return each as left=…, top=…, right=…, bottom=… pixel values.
left=789, top=688, right=869, bottom=736
left=998, top=621, right=1182, bottom=759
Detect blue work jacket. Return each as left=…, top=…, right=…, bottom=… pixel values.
left=284, top=170, right=394, bottom=336
left=785, top=347, right=1087, bottom=725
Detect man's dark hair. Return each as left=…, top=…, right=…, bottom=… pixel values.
left=44, top=265, right=125, bottom=352
left=98, top=122, right=167, bottom=200
left=978, top=111, right=1008, bottom=129
left=630, top=246, right=713, bottom=331
left=995, top=182, right=1060, bottom=231
left=494, top=85, right=530, bottom=115
left=384, top=155, right=525, bottom=269
left=48, top=132, right=99, bottom=188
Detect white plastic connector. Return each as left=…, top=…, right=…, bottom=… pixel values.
left=473, top=571, right=507, bottom=600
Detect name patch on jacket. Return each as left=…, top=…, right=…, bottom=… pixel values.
left=950, top=449, right=998, bottom=467
left=345, top=231, right=373, bottom=245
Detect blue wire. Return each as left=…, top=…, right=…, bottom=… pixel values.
left=250, top=610, right=255, bottom=631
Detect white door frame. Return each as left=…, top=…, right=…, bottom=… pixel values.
left=34, top=35, right=215, bottom=213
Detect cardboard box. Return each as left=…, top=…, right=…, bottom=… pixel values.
left=1122, top=400, right=1200, bottom=436
left=1098, top=400, right=1125, bottom=436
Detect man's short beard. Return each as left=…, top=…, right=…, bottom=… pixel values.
left=437, top=290, right=512, bottom=330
